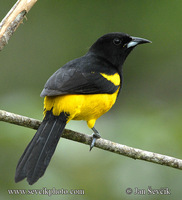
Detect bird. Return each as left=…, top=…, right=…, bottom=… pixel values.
left=15, top=32, right=151, bottom=185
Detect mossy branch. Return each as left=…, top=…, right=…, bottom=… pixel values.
left=0, top=109, right=182, bottom=170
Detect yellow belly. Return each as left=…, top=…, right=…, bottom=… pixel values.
left=44, top=88, right=119, bottom=128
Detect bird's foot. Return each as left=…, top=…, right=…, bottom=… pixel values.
left=90, top=127, right=101, bottom=151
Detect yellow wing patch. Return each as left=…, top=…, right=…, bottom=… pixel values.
left=100, top=73, right=120, bottom=86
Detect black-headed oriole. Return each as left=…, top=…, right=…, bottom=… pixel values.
left=15, top=32, right=151, bottom=185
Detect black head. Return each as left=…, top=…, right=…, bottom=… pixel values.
left=89, top=32, right=151, bottom=69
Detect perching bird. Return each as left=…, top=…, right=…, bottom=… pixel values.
left=15, top=32, right=151, bottom=185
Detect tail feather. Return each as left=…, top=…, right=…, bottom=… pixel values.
left=15, top=120, right=47, bottom=181
left=15, top=110, right=68, bottom=185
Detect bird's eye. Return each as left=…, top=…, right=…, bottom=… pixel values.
left=113, top=38, right=122, bottom=45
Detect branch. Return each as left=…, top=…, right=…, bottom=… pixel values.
left=0, top=109, right=182, bottom=170
left=0, top=0, right=37, bottom=51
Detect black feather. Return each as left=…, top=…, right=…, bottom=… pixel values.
left=15, top=111, right=69, bottom=185
left=40, top=53, right=120, bottom=97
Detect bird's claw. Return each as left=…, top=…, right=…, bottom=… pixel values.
left=90, top=131, right=101, bottom=151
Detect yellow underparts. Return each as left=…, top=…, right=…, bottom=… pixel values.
left=44, top=73, right=120, bottom=129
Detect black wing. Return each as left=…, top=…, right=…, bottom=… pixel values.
left=40, top=55, right=120, bottom=97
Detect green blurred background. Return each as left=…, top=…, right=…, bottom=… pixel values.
left=1, top=0, right=182, bottom=199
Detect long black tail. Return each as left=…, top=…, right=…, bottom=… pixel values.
left=15, top=110, right=69, bottom=185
